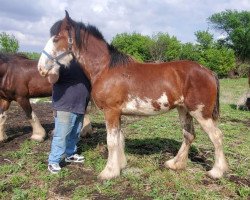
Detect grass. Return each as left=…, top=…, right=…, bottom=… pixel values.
left=0, top=78, right=249, bottom=199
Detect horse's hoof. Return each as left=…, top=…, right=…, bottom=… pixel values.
left=164, top=158, right=186, bottom=170
left=98, top=168, right=120, bottom=180
left=30, top=134, right=45, bottom=142
left=207, top=167, right=225, bottom=179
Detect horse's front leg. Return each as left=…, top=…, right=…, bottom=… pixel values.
left=17, top=97, right=46, bottom=142
left=0, top=99, right=10, bottom=142
left=98, top=110, right=126, bottom=180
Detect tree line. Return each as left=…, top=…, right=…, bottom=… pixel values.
left=1, top=10, right=249, bottom=78
left=111, top=10, right=250, bottom=77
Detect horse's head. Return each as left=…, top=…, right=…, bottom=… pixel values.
left=38, top=11, right=75, bottom=83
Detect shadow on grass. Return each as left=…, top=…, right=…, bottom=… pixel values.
left=79, top=122, right=211, bottom=170
left=230, top=103, right=250, bottom=111
left=5, top=123, right=54, bottom=142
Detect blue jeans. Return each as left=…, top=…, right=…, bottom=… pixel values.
left=48, top=111, right=84, bottom=164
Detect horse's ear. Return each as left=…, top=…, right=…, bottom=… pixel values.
left=62, top=10, right=72, bottom=29
left=65, top=10, right=70, bottom=20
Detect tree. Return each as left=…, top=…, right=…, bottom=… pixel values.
left=149, top=33, right=168, bottom=62
left=195, top=30, right=236, bottom=77
left=195, top=30, right=214, bottom=49
left=208, top=10, right=250, bottom=62
left=149, top=33, right=181, bottom=62
left=180, top=42, right=200, bottom=61
left=199, top=47, right=236, bottom=77
left=0, top=32, right=19, bottom=53
left=180, top=30, right=236, bottom=77
left=111, top=33, right=152, bottom=62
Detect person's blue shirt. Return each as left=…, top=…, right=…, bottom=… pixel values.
left=52, top=60, right=91, bottom=114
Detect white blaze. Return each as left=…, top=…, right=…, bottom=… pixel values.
left=38, top=36, right=73, bottom=74
left=38, top=37, right=55, bottom=68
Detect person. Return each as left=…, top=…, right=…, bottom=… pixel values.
left=48, top=59, right=91, bottom=174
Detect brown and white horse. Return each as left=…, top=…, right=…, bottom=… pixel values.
left=0, top=53, right=92, bottom=142
left=37, top=12, right=228, bottom=180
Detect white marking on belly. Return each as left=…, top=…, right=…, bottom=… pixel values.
left=122, top=92, right=170, bottom=115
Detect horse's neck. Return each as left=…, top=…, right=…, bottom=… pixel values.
left=77, top=38, right=109, bottom=84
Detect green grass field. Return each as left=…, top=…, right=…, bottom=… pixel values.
left=0, top=78, right=249, bottom=200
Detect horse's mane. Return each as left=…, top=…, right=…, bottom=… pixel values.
left=50, top=19, right=132, bottom=68
left=0, top=52, right=29, bottom=62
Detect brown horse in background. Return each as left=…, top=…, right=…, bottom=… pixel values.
left=0, top=53, right=51, bottom=142
left=0, top=53, right=92, bottom=142
left=37, top=12, right=228, bottom=180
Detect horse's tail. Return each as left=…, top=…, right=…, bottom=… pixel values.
left=212, top=73, right=220, bottom=121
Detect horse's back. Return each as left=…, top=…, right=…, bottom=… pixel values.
left=0, top=53, right=52, bottom=99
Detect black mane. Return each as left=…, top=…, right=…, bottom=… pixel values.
left=50, top=18, right=131, bottom=68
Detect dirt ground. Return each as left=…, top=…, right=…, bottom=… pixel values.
left=0, top=102, right=153, bottom=199
left=0, top=102, right=54, bottom=153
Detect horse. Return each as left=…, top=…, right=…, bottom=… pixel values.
left=0, top=53, right=92, bottom=142
left=37, top=11, right=229, bottom=180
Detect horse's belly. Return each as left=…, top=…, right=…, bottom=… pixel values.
left=121, top=93, right=170, bottom=115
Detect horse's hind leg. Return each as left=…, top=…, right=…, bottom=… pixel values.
left=16, top=97, right=46, bottom=142
left=165, top=107, right=195, bottom=170
left=0, top=99, right=10, bottom=142
left=190, top=106, right=228, bottom=179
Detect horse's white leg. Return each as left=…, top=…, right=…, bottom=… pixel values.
left=98, top=110, right=124, bottom=180
left=29, top=111, right=46, bottom=142
left=190, top=108, right=228, bottom=179
left=0, top=112, right=8, bottom=141
left=165, top=107, right=195, bottom=170
left=119, top=130, right=127, bottom=169
left=17, top=97, right=46, bottom=142
left=0, top=99, right=10, bottom=142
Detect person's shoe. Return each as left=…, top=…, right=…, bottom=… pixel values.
left=48, top=163, right=61, bottom=174
left=65, top=154, right=84, bottom=163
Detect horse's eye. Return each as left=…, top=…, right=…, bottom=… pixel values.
left=53, top=36, right=59, bottom=43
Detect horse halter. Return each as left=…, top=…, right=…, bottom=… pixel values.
left=41, top=29, right=73, bottom=71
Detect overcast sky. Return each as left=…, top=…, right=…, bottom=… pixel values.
left=0, top=0, right=249, bottom=52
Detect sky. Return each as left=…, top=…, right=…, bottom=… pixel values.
left=0, top=0, right=249, bottom=52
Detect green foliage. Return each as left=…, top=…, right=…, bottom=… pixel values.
left=208, top=10, right=250, bottom=62
left=149, top=33, right=168, bottom=62
left=198, top=46, right=236, bottom=77
left=111, top=32, right=152, bottom=61
left=180, top=42, right=200, bottom=61
left=111, top=29, right=236, bottom=77
left=21, top=52, right=41, bottom=60
left=0, top=32, right=19, bottom=53
left=150, top=32, right=181, bottom=62
left=12, top=188, right=28, bottom=200
left=180, top=30, right=236, bottom=77
left=195, top=30, right=214, bottom=49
